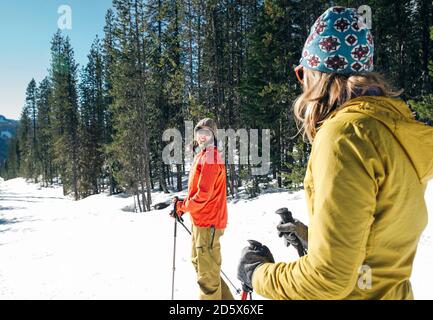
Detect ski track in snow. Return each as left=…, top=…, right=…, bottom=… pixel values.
left=0, top=178, right=432, bottom=300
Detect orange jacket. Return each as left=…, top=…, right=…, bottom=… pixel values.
left=176, top=145, right=228, bottom=229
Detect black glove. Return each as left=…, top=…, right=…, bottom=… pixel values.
left=277, top=219, right=308, bottom=250
left=170, top=197, right=185, bottom=222
left=237, top=240, right=275, bottom=292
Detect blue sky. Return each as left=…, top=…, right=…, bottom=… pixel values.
left=0, top=0, right=113, bottom=120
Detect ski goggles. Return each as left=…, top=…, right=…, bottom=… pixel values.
left=196, top=128, right=213, bottom=137
left=294, top=65, right=304, bottom=85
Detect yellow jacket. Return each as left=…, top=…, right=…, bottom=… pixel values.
left=253, top=96, right=433, bottom=299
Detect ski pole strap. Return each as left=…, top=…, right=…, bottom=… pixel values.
left=178, top=219, right=192, bottom=235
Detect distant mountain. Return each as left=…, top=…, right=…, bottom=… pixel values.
left=0, top=115, right=18, bottom=164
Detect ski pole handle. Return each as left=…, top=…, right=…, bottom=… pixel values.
left=275, top=207, right=294, bottom=224
left=275, top=208, right=306, bottom=257
left=171, top=197, right=184, bottom=222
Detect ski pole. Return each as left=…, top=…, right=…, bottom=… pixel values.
left=171, top=201, right=178, bottom=300
left=241, top=284, right=253, bottom=300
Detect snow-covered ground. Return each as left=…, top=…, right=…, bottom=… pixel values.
left=0, top=177, right=432, bottom=300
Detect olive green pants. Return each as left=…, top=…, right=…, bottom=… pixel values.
left=191, top=226, right=234, bottom=300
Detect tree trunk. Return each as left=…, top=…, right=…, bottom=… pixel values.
left=176, top=164, right=182, bottom=191
left=145, top=159, right=152, bottom=211
left=136, top=189, right=142, bottom=213
left=276, top=120, right=282, bottom=188
left=140, top=180, right=147, bottom=212
left=229, top=163, right=235, bottom=196
left=421, top=0, right=431, bottom=93
left=237, top=154, right=242, bottom=188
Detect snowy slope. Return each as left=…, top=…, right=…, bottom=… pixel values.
left=0, top=178, right=432, bottom=299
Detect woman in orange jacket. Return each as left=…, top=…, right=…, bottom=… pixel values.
left=173, top=118, right=234, bottom=300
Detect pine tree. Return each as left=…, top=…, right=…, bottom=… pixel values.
left=36, top=77, right=55, bottom=186
left=146, top=0, right=187, bottom=192
left=78, top=38, right=106, bottom=197
left=102, top=8, right=121, bottom=195
left=239, top=0, right=324, bottom=191
left=17, top=80, right=38, bottom=180
left=107, top=0, right=153, bottom=211
left=50, top=31, right=80, bottom=200
left=1, top=136, right=20, bottom=180
left=17, top=106, right=31, bottom=179
left=26, top=78, right=38, bottom=181
left=146, top=0, right=172, bottom=194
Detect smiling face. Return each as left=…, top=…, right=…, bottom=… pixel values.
left=195, top=128, right=214, bottom=147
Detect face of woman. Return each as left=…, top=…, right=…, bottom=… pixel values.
left=196, top=128, right=213, bottom=146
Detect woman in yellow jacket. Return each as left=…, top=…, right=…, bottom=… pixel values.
left=238, top=6, right=433, bottom=299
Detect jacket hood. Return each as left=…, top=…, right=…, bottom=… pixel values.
left=335, top=96, right=433, bottom=184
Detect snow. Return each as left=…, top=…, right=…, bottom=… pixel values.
left=0, top=177, right=432, bottom=300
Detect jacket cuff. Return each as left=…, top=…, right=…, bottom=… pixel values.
left=252, top=262, right=272, bottom=293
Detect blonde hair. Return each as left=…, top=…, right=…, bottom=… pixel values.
left=293, top=68, right=403, bottom=143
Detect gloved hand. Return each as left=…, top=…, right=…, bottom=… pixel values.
left=175, top=200, right=184, bottom=216
left=237, top=240, right=275, bottom=292
left=170, top=197, right=185, bottom=221
left=277, top=219, right=308, bottom=250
